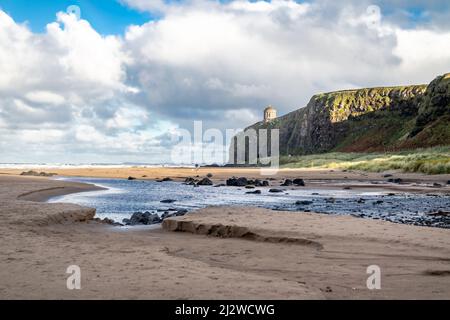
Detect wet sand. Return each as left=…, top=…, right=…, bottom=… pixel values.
left=2, top=166, right=450, bottom=184
left=0, top=174, right=449, bottom=299
left=2, top=167, right=450, bottom=195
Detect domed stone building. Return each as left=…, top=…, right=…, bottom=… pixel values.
left=264, top=105, right=277, bottom=123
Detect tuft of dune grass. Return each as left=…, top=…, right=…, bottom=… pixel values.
left=280, top=146, right=450, bottom=174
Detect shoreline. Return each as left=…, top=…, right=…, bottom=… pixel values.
left=1, top=167, right=449, bottom=196
left=0, top=175, right=449, bottom=299
left=18, top=182, right=106, bottom=203
left=1, top=166, right=450, bottom=182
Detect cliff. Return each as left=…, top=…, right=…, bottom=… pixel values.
left=230, top=73, right=449, bottom=163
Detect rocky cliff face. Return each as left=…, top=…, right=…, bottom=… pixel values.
left=230, top=73, right=449, bottom=163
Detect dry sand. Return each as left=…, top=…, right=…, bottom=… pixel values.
left=0, top=174, right=449, bottom=299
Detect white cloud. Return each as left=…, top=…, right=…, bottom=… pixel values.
left=0, top=9, right=165, bottom=162
left=393, top=29, right=450, bottom=82
left=1, top=1, right=450, bottom=163
left=123, top=0, right=450, bottom=128
left=25, top=91, right=66, bottom=105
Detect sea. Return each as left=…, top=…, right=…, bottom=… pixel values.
left=47, top=176, right=450, bottom=228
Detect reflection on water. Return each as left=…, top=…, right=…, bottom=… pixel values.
left=48, top=177, right=450, bottom=228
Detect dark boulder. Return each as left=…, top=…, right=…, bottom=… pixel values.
left=161, top=177, right=173, bottom=182
left=253, top=179, right=270, bottom=187
left=94, top=217, right=123, bottom=226
left=161, top=209, right=189, bottom=220
left=296, top=200, right=313, bottom=205
left=184, top=177, right=195, bottom=183
left=226, top=177, right=248, bottom=186
left=128, top=176, right=136, bottom=180
left=197, top=177, right=213, bottom=186
left=254, top=179, right=263, bottom=186
left=175, top=209, right=188, bottom=216
left=293, top=179, right=305, bottom=186
left=160, top=199, right=177, bottom=204
left=123, top=211, right=162, bottom=226
left=326, top=197, right=336, bottom=203
left=428, top=210, right=450, bottom=216
left=246, top=190, right=262, bottom=194
left=388, top=178, right=403, bottom=184
left=281, top=179, right=293, bottom=186
left=269, top=189, right=284, bottom=193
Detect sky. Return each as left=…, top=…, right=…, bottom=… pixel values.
left=0, top=0, right=449, bottom=164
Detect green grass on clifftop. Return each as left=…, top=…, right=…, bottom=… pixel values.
left=280, top=146, right=450, bottom=174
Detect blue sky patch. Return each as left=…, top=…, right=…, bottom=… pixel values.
left=0, top=0, right=154, bottom=34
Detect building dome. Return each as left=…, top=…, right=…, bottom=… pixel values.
left=264, top=105, right=277, bottom=122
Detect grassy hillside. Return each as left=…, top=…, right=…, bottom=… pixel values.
left=230, top=72, right=450, bottom=166
left=333, top=73, right=450, bottom=152
left=280, top=146, right=450, bottom=174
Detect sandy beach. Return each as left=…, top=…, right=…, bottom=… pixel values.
left=0, top=170, right=449, bottom=299
left=2, top=166, right=450, bottom=192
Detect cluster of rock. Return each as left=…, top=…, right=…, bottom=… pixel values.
left=387, top=178, right=403, bottom=184
left=122, top=212, right=161, bottom=225
left=122, top=209, right=188, bottom=226
left=20, top=170, right=57, bottom=177
left=226, top=177, right=270, bottom=187
left=280, top=179, right=305, bottom=186
left=184, top=177, right=213, bottom=186
left=93, top=217, right=123, bottom=226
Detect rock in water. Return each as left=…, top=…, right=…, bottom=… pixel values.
left=123, top=211, right=162, bottom=225
left=161, top=209, right=188, bottom=220
left=160, top=199, right=177, bottom=204
left=296, top=200, right=313, bottom=205
left=246, top=190, right=262, bottom=194
left=213, top=184, right=226, bottom=187
left=293, top=179, right=305, bottom=186
left=184, top=177, right=198, bottom=185
left=226, top=177, right=248, bottom=186
left=197, top=177, right=213, bottom=186
left=269, top=189, right=284, bottom=193
left=281, top=179, right=293, bottom=186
